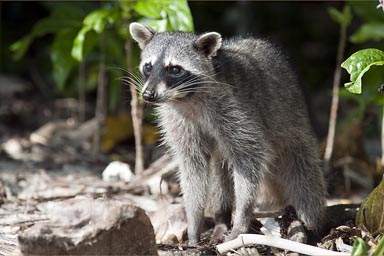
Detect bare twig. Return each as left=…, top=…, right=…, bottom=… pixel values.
left=93, top=33, right=107, bottom=155
left=323, top=10, right=348, bottom=174
left=216, top=234, right=350, bottom=255
left=125, top=36, right=144, bottom=175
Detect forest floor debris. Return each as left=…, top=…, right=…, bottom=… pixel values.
left=0, top=93, right=382, bottom=255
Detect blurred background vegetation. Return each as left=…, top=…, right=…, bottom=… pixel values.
left=1, top=1, right=384, bottom=170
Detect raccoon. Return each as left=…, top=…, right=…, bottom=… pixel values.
left=129, top=22, right=326, bottom=244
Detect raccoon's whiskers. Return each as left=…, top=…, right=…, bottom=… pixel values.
left=119, top=76, right=144, bottom=92
left=119, top=77, right=143, bottom=89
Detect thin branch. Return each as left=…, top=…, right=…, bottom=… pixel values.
left=216, top=234, right=350, bottom=256
left=93, top=33, right=107, bottom=155
left=323, top=15, right=348, bottom=174
left=125, top=36, right=144, bottom=175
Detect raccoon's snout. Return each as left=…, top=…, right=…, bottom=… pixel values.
left=142, top=89, right=157, bottom=102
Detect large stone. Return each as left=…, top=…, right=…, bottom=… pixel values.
left=18, top=198, right=157, bottom=255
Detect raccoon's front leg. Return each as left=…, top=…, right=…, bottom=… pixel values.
left=178, top=155, right=210, bottom=245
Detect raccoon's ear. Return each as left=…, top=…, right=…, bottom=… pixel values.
left=194, top=32, right=222, bottom=59
left=129, top=22, right=155, bottom=49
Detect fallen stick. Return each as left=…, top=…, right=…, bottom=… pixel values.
left=216, top=234, right=350, bottom=256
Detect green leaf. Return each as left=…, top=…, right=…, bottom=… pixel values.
left=341, top=48, right=384, bottom=94
left=72, top=27, right=90, bottom=61
left=51, top=30, right=78, bottom=91
left=356, top=176, right=384, bottom=234
left=132, top=0, right=193, bottom=32
left=83, top=9, right=111, bottom=33
left=351, top=238, right=370, bottom=256
left=165, top=0, right=194, bottom=31
left=72, top=7, right=119, bottom=61
left=133, top=0, right=163, bottom=19
left=372, top=236, right=384, bottom=256
left=350, top=23, right=384, bottom=44
left=328, top=6, right=352, bottom=27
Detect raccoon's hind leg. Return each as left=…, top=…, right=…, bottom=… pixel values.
left=277, top=143, right=326, bottom=232
left=208, top=150, right=233, bottom=243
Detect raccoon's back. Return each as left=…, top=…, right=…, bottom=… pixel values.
left=212, top=37, right=310, bottom=131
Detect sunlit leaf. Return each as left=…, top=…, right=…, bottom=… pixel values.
left=83, top=9, right=110, bottom=33
left=341, top=49, right=384, bottom=94
left=133, top=0, right=162, bottom=19
left=71, top=7, right=118, bottom=61
left=350, top=23, right=384, bottom=44
left=72, top=27, right=89, bottom=61
left=133, top=0, right=193, bottom=32
left=356, top=176, right=384, bottom=234
left=165, top=0, right=194, bottom=31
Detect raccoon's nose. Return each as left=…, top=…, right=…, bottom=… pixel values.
left=142, top=90, right=157, bottom=102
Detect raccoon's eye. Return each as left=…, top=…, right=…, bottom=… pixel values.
left=143, top=63, right=152, bottom=76
left=168, top=66, right=184, bottom=77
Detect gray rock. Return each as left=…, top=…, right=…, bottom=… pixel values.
left=18, top=198, right=158, bottom=255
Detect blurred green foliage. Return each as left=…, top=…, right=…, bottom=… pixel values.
left=10, top=0, right=193, bottom=111
left=341, top=1, right=384, bottom=246
left=328, top=5, right=352, bottom=27
left=351, top=238, right=370, bottom=256
left=337, top=1, right=384, bottom=126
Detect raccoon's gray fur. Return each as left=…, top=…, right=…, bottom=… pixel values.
left=129, top=22, right=326, bottom=244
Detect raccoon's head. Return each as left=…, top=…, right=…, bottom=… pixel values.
left=129, top=22, right=222, bottom=103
